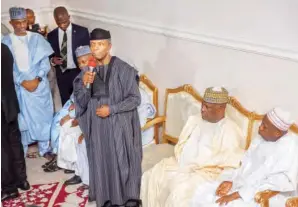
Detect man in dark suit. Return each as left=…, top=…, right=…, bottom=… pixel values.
left=1, top=43, right=30, bottom=201
left=47, top=6, right=90, bottom=105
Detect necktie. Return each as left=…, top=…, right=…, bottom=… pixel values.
left=60, top=31, right=67, bottom=70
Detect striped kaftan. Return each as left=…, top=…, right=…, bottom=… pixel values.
left=73, top=57, right=142, bottom=206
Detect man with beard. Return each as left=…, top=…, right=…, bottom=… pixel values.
left=73, top=28, right=142, bottom=207
left=2, top=7, right=54, bottom=160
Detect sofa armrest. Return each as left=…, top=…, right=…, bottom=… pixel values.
left=286, top=197, right=298, bottom=207
left=142, top=116, right=166, bottom=131
left=254, top=190, right=280, bottom=207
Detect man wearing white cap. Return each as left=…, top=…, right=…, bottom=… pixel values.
left=192, top=107, right=298, bottom=207
left=141, top=87, right=245, bottom=207
left=44, top=46, right=91, bottom=190
left=2, top=7, right=54, bottom=160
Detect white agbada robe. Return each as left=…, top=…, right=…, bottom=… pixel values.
left=141, top=114, right=245, bottom=207
left=57, top=119, right=90, bottom=185
left=192, top=134, right=298, bottom=207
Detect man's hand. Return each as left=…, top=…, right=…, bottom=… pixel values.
left=83, top=71, right=95, bottom=86
left=216, top=181, right=233, bottom=197
left=60, top=115, right=71, bottom=126
left=96, top=105, right=110, bottom=118
left=216, top=192, right=240, bottom=206
left=21, top=78, right=40, bottom=92
left=51, top=57, right=63, bottom=65
left=78, top=134, right=84, bottom=144
left=71, top=119, right=79, bottom=127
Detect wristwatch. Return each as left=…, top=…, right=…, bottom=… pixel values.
left=36, top=76, right=42, bottom=82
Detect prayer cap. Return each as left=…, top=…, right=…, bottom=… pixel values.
left=267, top=107, right=293, bottom=131
left=9, top=7, right=26, bottom=20
left=90, top=28, right=111, bottom=40
left=203, top=87, right=229, bottom=104
left=75, top=45, right=91, bottom=58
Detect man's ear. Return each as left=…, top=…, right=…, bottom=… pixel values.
left=274, top=130, right=282, bottom=138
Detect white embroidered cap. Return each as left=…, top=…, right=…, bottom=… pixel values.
left=267, top=107, right=293, bottom=131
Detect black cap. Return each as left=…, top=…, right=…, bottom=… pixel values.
left=90, top=28, right=111, bottom=40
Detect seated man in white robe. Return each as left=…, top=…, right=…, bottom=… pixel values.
left=138, top=85, right=156, bottom=146
left=141, top=87, right=245, bottom=207
left=57, top=46, right=92, bottom=189
left=192, top=107, right=298, bottom=207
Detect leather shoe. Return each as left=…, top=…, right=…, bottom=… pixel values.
left=1, top=191, right=19, bottom=201
left=17, top=180, right=30, bottom=191
left=64, top=169, right=75, bottom=174
left=64, top=175, right=82, bottom=186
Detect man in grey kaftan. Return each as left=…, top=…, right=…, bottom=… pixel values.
left=73, top=28, right=142, bottom=207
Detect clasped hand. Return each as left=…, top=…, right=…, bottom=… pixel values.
left=215, top=181, right=240, bottom=205
left=96, top=105, right=110, bottom=118
left=21, top=78, right=40, bottom=92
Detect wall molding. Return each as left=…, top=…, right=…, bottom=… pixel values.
left=2, top=6, right=298, bottom=62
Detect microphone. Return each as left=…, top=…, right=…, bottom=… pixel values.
left=86, top=56, right=97, bottom=89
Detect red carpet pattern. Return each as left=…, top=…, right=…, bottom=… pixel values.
left=2, top=182, right=89, bottom=207
left=2, top=182, right=59, bottom=207
left=53, top=184, right=89, bottom=206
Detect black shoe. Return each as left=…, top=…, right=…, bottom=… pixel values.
left=64, top=175, right=82, bottom=186
left=44, top=161, right=61, bottom=173
left=17, top=180, right=30, bottom=191
left=1, top=190, right=19, bottom=202
left=64, top=169, right=75, bottom=174
left=42, top=156, right=56, bottom=168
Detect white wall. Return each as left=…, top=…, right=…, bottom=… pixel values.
left=68, top=0, right=298, bottom=123
left=1, top=0, right=298, bottom=123
left=1, top=0, right=52, bottom=30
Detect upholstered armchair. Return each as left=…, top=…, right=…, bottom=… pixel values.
left=255, top=190, right=280, bottom=207
left=286, top=197, right=298, bottom=207
left=255, top=191, right=298, bottom=207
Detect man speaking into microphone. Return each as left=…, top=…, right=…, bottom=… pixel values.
left=73, top=28, right=142, bottom=207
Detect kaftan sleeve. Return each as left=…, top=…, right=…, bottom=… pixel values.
left=36, top=57, right=51, bottom=79
left=73, top=71, right=91, bottom=117
left=109, top=66, right=141, bottom=114
left=238, top=137, right=298, bottom=202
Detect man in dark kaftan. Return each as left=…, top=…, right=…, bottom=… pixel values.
left=1, top=43, right=30, bottom=201
left=73, top=28, right=142, bottom=207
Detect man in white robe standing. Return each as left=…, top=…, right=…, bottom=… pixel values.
left=2, top=7, right=54, bottom=160
left=141, top=87, right=245, bottom=207
left=192, top=107, right=298, bottom=207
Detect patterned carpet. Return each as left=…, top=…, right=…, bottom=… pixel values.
left=2, top=146, right=95, bottom=207
left=2, top=182, right=89, bottom=207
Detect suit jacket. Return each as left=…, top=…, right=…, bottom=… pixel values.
left=1, top=43, right=20, bottom=123
left=47, top=23, right=90, bottom=68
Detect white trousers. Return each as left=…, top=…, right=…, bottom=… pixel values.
left=57, top=119, right=89, bottom=185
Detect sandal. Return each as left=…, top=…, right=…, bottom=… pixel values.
left=78, top=184, right=89, bottom=191
left=42, top=156, right=57, bottom=168
left=43, top=161, right=61, bottom=172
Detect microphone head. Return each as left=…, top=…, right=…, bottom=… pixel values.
left=88, top=56, right=97, bottom=68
